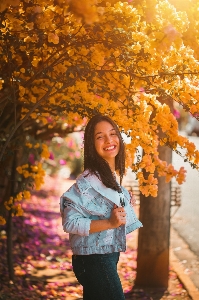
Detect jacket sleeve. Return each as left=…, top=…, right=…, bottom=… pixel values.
left=60, top=181, right=93, bottom=236
left=62, top=197, right=91, bottom=236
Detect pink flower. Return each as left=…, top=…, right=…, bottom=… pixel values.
left=75, top=151, right=81, bottom=158
left=139, top=87, right=145, bottom=92
left=68, top=139, right=74, bottom=148
left=59, top=159, right=66, bottom=165
left=49, top=152, right=54, bottom=160
left=28, top=153, right=35, bottom=164
left=173, top=109, right=180, bottom=119
left=47, top=116, right=53, bottom=123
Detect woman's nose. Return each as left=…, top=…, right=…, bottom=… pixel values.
left=105, top=135, right=112, bottom=143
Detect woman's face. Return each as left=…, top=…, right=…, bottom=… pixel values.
left=94, top=121, right=120, bottom=168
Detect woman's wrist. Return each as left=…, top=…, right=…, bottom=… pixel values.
left=89, top=219, right=115, bottom=234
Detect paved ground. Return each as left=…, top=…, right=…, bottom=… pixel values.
left=170, top=134, right=199, bottom=293
left=172, top=135, right=199, bottom=258
left=170, top=227, right=199, bottom=299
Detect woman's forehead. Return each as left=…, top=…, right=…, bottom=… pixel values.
left=94, top=121, right=115, bottom=133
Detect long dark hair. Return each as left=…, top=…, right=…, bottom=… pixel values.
left=84, top=114, right=125, bottom=191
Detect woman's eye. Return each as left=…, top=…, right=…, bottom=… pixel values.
left=97, top=136, right=103, bottom=139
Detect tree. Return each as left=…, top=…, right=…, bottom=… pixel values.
left=136, top=97, right=174, bottom=288
left=135, top=0, right=199, bottom=288
left=1, top=0, right=199, bottom=284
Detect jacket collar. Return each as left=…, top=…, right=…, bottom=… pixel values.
left=77, top=170, right=123, bottom=207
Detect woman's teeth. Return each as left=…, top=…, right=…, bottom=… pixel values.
left=105, top=146, right=115, bottom=150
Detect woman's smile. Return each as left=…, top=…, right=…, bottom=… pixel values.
left=104, top=145, right=116, bottom=151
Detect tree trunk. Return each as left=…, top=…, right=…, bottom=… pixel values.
left=135, top=145, right=172, bottom=288
left=6, top=209, right=14, bottom=281
left=6, top=151, right=17, bottom=281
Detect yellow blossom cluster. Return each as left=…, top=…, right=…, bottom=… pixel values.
left=4, top=196, right=13, bottom=211
left=25, top=143, right=50, bottom=159
left=4, top=189, right=31, bottom=217
left=16, top=162, right=46, bottom=190
left=41, top=144, right=50, bottom=159
left=68, top=0, right=99, bottom=24
left=137, top=172, right=158, bottom=197
left=15, top=141, right=50, bottom=195
left=12, top=203, right=24, bottom=217
left=4, top=197, right=24, bottom=216
left=1, top=0, right=199, bottom=202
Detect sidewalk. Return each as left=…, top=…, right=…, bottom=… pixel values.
left=170, top=227, right=199, bottom=300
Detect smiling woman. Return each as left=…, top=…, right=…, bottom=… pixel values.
left=83, top=114, right=125, bottom=191
left=60, top=114, right=142, bottom=300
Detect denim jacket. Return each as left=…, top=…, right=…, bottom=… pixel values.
left=60, top=170, right=142, bottom=255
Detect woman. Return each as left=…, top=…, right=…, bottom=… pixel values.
left=60, top=114, right=142, bottom=300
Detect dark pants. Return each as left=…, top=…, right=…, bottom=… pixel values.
left=72, top=252, right=125, bottom=300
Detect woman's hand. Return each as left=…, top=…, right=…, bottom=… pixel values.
left=109, top=204, right=126, bottom=228
left=129, top=191, right=136, bottom=206
left=89, top=205, right=126, bottom=233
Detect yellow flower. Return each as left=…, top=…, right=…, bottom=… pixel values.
left=0, top=216, right=6, bottom=225
left=176, top=167, right=187, bottom=184
left=19, top=85, right=26, bottom=97
left=26, top=143, right=33, bottom=148
left=4, top=201, right=11, bottom=210
left=140, top=154, right=155, bottom=173
left=31, top=113, right=37, bottom=119
left=8, top=197, right=13, bottom=204
left=23, top=170, right=30, bottom=178
left=34, top=176, right=44, bottom=190
left=34, top=143, right=40, bottom=149
left=14, top=204, right=24, bottom=217
left=186, top=142, right=196, bottom=157
left=41, top=144, right=50, bottom=159
left=113, top=50, right=120, bottom=57
left=23, top=190, right=31, bottom=199
left=0, top=79, right=4, bottom=90
left=31, top=165, right=38, bottom=172
left=194, top=151, right=199, bottom=164
left=16, top=166, right=23, bottom=174
left=31, top=56, right=41, bottom=67
left=22, top=164, right=29, bottom=168
left=15, top=193, right=23, bottom=201
left=48, top=33, right=59, bottom=44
